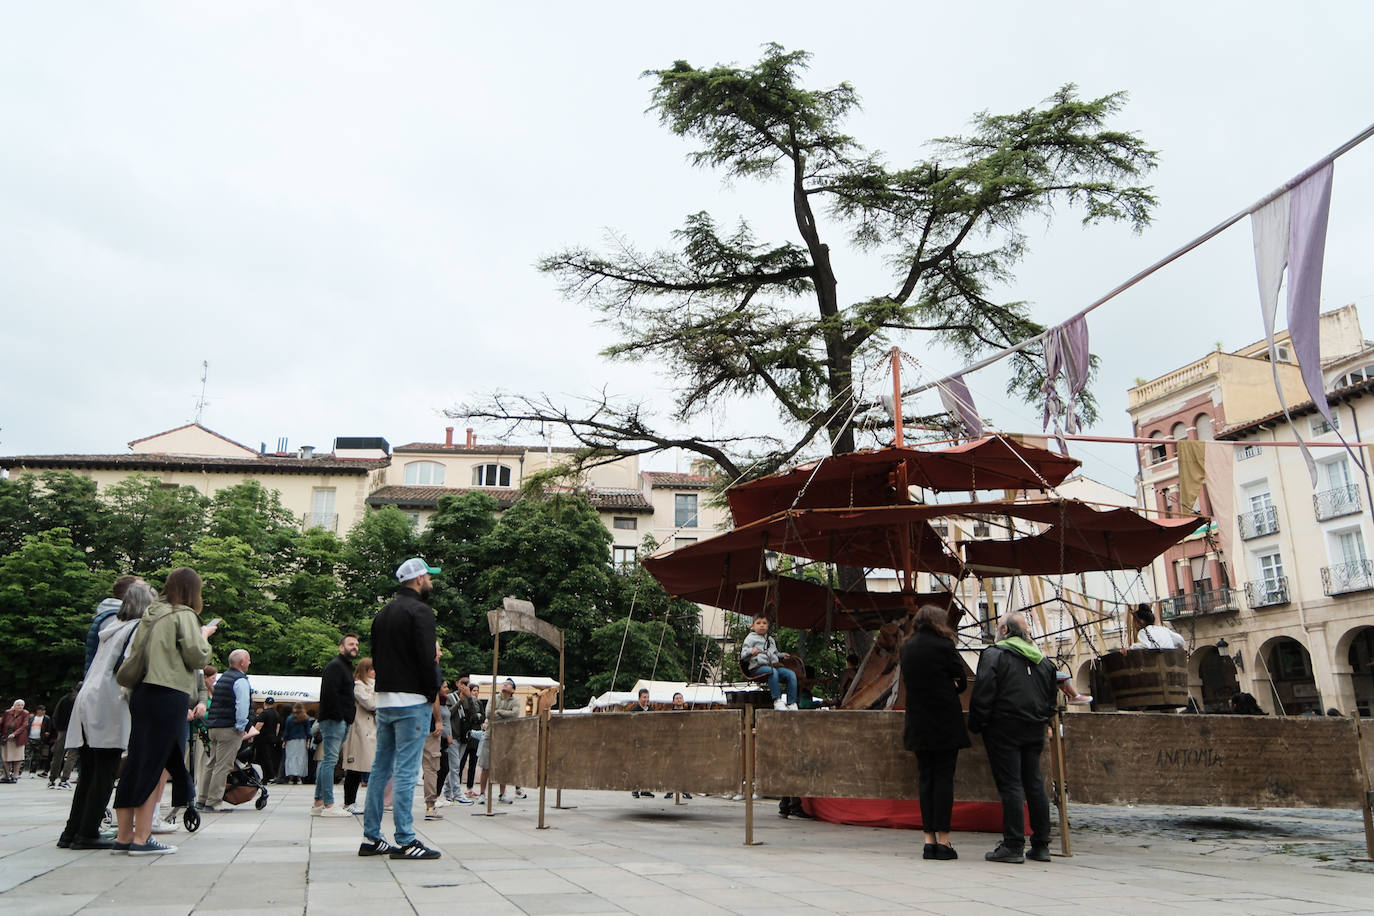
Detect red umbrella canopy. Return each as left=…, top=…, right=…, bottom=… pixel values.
left=726, top=436, right=1081, bottom=526
left=643, top=499, right=1207, bottom=606
left=645, top=565, right=957, bottom=631
left=960, top=504, right=1207, bottom=575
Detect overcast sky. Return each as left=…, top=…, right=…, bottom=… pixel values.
left=3, top=2, right=1372, bottom=492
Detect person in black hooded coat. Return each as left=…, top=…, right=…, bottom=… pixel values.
left=900, top=604, right=971, bottom=861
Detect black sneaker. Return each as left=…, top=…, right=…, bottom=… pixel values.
left=923, top=842, right=937, bottom=860
left=358, top=837, right=395, bottom=857
left=984, top=843, right=1024, bottom=864
left=1027, top=845, right=1052, bottom=862
left=934, top=844, right=958, bottom=860
left=389, top=839, right=441, bottom=860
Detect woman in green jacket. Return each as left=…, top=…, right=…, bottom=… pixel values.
left=113, top=567, right=215, bottom=855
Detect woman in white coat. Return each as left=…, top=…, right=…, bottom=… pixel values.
left=59, top=582, right=157, bottom=849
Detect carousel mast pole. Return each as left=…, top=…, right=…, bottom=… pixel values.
left=890, top=346, right=904, bottom=448
left=890, top=346, right=916, bottom=595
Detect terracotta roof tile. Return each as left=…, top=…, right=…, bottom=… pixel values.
left=641, top=471, right=716, bottom=489
left=366, top=485, right=521, bottom=509
left=366, top=485, right=654, bottom=513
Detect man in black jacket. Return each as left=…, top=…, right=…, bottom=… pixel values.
left=313, top=635, right=358, bottom=816
left=358, top=557, right=442, bottom=861
left=968, top=612, right=1057, bottom=865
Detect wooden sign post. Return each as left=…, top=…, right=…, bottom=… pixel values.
left=483, top=597, right=567, bottom=825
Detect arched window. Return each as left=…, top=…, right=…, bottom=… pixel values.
left=1148, top=431, right=1168, bottom=464
left=404, top=461, right=445, bottom=485
left=1171, top=421, right=1188, bottom=441
left=472, top=463, right=512, bottom=487
left=1194, top=413, right=1214, bottom=441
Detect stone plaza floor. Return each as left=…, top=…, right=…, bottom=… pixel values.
left=1, top=775, right=1372, bottom=914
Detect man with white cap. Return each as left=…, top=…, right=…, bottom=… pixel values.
left=358, top=558, right=443, bottom=861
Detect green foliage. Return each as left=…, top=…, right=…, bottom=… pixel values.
left=162, top=535, right=286, bottom=670
left=0, top=469, right=716, bottom=702
left=338, top=506, right=418, bottom=634
left=278, top=528, right=345, bottom=627
left=468, top=45, right=1158, bottom=479
left=585, top=618, right=684, bottom=696
left=279, top=617, right=345, bottom=672
left=30, top=473, right=112, bottom=567
left=100, top=474, right=209, bottom=574
left=207, top=480, right=298, bottom=556
left=0, top=529, right=97, bottom=703
left=0, top=475, right=38, bottom=557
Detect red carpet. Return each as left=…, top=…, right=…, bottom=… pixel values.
left=803, top=797, right=1026, bottom=832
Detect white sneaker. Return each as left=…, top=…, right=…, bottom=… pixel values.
left=786, top=703, right=798, bottom=711
left=772, top=698, right=787, bottom=711
left=730, top=794, right=744, bottom=801
left=434, top=797, right=449, bottom=808
left=150, top=820, right=179, bottom=834
left=320, top=805, right=352, bottom=817
left=1068, top=694, right=1094, bottom=706
left=345, top=803, right=364, bottom=815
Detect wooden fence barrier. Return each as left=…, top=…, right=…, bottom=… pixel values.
left=489, top=710, right=1374, bottom=854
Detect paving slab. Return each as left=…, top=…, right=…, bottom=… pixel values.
left=3, top=777, right=1374, bottom=913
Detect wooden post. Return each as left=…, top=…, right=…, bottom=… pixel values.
left=486, top=632, right=499, bottom=816
left=554, top=637, right=575, bottom=810
left=537, top=707, right=549, bottom=829
left=1050, top=712, right=1072, bottom=857
left=743, top=705, right=760, bottom=845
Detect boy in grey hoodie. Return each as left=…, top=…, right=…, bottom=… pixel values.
left=740, top=616, right=798, bottom=710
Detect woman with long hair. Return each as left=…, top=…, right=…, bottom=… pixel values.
left=341, top=657, right=376, bottom=813
left=61, top=582, right=157, bottom=849
left=899, top=604, right=971, bottom=861
left=112, top=568, right=214, bottom=855
left=282, top=702, right=312, bottom=784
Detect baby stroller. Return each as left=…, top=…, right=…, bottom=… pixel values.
left=181, top=727, right=269, bottom=832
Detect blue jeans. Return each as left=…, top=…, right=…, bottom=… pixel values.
left=364, top=704, right=428, bottom=845
left=314, top=720, right=348, bottom=805
left=755, top=665, right=798, bottom=704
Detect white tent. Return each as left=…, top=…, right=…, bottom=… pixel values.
left=248, top=675, right=321, bottom=704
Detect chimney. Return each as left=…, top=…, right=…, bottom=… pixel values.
left=299, top=445, right=315, bottom=459
left=466, top=427, right=475, bottom=447
left=444, top=426, right=454, bottom=447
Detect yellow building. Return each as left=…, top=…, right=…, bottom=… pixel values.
left=1, top=423, right=388, bottom=534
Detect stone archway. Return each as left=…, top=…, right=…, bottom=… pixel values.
left=1256, top=636, right=1322, bottom=715
left=1339, top=626, right=1374, bottom=717
left=1194, top=645, right=1239, bottom=713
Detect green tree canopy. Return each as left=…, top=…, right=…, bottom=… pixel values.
left=100, top=474, right=209, bottom=575
left=459, top=44, right=1157, bottom=477
left=0, top=528, right=97, bottom=703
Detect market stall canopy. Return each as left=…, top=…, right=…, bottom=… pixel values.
left=726, top=436, right=1081, bottom=525
left=249, top=675, right=320, bottom=704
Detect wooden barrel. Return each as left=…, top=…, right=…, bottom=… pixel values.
left=1100, top=648, right=1190, bottom=710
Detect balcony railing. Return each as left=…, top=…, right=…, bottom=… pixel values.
left=1237, top=505, right=1279, bottom=539
left=1313, top=484, right=1361, bottom=520
left=1159, top=588, right=1239, bottom=620
left=302, top=512, right=338, bottom=532
left=1321, top=560, right=1374, bottom=596
left=1244, top=577, right=1290, bottom=609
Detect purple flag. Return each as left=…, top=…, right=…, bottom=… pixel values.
left=1041, top=315, right=1091, bottom=435
left=1287, top=163, right=1335, bottom=425
left=938, top=374, right=982, bottom=437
